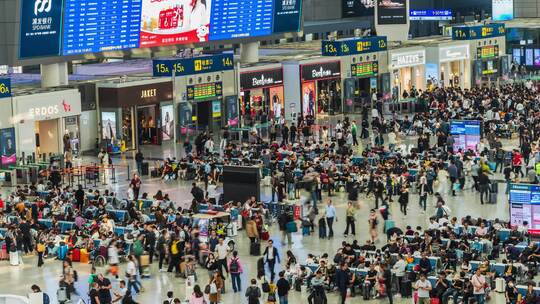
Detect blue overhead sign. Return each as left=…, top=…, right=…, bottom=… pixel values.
left=153, top=54, right=235, bottom=77
left=322, top=36, right=388, bottom=57
left=19, top=0, right=64, bottom=58
left=452, top=24, right=506, bottom=40
left=409, top=9, right=452, bottom=20
left=0, top=78, right=11, bottom=99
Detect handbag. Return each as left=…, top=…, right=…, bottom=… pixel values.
left=209, top=282, right=217, bottom=294
left=286, top=221, right=297, bottom=233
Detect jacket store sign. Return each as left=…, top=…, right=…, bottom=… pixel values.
left=301, top=61, right=341, bottom=81
left=240, top=68, right=283, bottom=91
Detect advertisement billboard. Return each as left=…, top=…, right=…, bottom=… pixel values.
left=140, top=0, right=211, bottom=47
left=377, top=0, right=407, bottom=25
left=450, top=120, right=481, bottom=152
left=272, top=0, right=302, bottom=33
left=492, top=0, right=513, bottom=21
left=19, top=0, right=64, bottom=58
left=160, top=105, right=174, bottom=140
left=509, top=183, right=540, bottom=235
left=342, top=0, right=374, bottom=18
left=0, top=128, right=16, bottom=166
left=62, top=0, right=142, bottom=55
left=102, top=112, right=117, bottom=140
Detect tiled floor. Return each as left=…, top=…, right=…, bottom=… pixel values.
left=0, top=132, right=518, bottom=303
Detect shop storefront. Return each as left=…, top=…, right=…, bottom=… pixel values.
left=297, top=60, right=342, bottom=118
left=98, top=80, right=173, bottom=151
left=12, top=89, right=82, bottom=156
left=389, top=47, right=426, bottom=99
left=426, top=43, right=471, bottom=89
left=452, top=23, right=506, bottom=86
left=239, top=65, right=284, bottom=123
left=322, top=36, right=389, bottom=113
left=153, top=54, right=237, bottom=135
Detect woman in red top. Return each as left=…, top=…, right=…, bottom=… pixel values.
left=512, top=150, right=524, bottom=177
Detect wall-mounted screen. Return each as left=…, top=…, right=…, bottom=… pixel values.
left=342, top=0, right=375, bottom=18
left=525, top=48, right=533, bottom=66
left=377, top=0, right=407, bottom=25
left=509, top=183, right=540, bottom=235
left=450, top=120, right=481, bottom=152
left=102, top=112, right=117, bottom=140
left=160, top=105, right=174, bottom=141
left=492, top=0, right=513, bottom=21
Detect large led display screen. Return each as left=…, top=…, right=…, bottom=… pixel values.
left=492, top=0, right=513, bottom=21
left=140, top=0, right=211, bottom=47
left=63, top=0, right=142, bottom=55
left=377, top=0, right=407, bottom=25
left=509, top=183, right=540, bottom=235
left=450, top=120, right=481, bottom=152
left=24, top=0, right=303, bottom=57
left=342, top=0, right=374, bottom=18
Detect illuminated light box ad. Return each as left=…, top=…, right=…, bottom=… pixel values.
left=450, top=120, right=481, bottom=152
left=509, top=183, right=540, bottom=235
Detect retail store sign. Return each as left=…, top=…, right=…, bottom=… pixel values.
left=153, top=54, right=234, bottom=77
left=322, top=36, right=387, bottom=56
left=28, top=100, right=73, bottom=119
left=240, top=68, right=284, bottom=91
left=439, top=45, right=470, bottom=62
left=390, top=50, right=425, bottom=69
left=141, top=88, right=157, bottom=99
left=0, top=78, right=11, bottom=99
left=301, top=61, right=341, bottom=81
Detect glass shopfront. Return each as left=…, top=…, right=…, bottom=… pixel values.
left=389, top=49, right=426, bottom=99
left=240, top=67, right=284, bottom=125
left=300, top=61, right=342, bottom=117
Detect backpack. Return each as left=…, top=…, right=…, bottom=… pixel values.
left=43, top=293, right=50, bottom=304
left=229, top=258, right=240, bottom=273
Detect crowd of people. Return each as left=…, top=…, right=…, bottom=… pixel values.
left=0, top=80, right=540, bottom=303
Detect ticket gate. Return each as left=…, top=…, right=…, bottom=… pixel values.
left=23, top=164, right=40, bottom=184
left=9, top=166, right=29, bottom=184
left=0, top=169, right=16, bottom=187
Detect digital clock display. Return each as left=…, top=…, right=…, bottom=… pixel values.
left=351, top=61, right=378, bottom=77
left=187, top=82, right=223, bottom=101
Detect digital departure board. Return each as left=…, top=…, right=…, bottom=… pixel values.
left=351, top=61, right=378, bottom=77
left=210, top=0, right=273, bottom=40
left=62, top=0, right=142, bottom=55
left=509, top=183, right=540, bottom=235
left=187, top=82, right=223, bottom=101
left=477, top=45, right=499, bottom=59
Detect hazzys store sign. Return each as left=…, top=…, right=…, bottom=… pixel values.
left=19, top=0, right=63, bottom=59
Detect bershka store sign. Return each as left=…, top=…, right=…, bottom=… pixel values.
left=301, top=61, right=341, bottom=81
left=240, top=68, right=283, bottom=91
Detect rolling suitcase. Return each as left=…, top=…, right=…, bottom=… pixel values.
left=489, top=192, right=497, bottom=204
left=250, top=241, right=260, bottom=256
left=318, top=224, right=327, bottom=239
left=57, top=287, right=68, bottom=303
left=141, top=162, right=149, bottom=176
left=9, top=250, right=19, bottom=266
left=495, top=278, right=505, bottom=293
left=71, top=248, right=80, bottom=262
left=0, top=244, right=8, bottom=260
left=490, top=182, right=498, bottom=193
left=58, top=245, right=68, bottom=260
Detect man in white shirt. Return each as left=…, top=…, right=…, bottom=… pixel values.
left=392, top=254, right=407, bottom=295
left=414, top=274, right=432, bottom=304
left=214, top=238, right=230, bottom=277
left=388, top=131, right=397, bottom=151
left=471, top=268, right=486, bottom=304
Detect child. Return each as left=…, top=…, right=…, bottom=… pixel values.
left=318, top=216, right=327, bottom=239
left=265, top=282, right=277, bottom=304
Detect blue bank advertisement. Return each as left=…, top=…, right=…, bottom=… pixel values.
left=19, top=0, right=63, bottom=58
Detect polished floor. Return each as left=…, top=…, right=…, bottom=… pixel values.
left=0, top=134, right=517, bottom=303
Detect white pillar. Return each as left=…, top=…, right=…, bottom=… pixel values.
left=40, top=62, right=68, bottom=88
left=240, top=42, right=259, bottom=64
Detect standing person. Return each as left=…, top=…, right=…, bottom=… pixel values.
left=448, top=160, right=458, bottom=196
left=157, top=229, right=168, bottom=272
left=478, top=171, right=491, bottom=205
left=135, top=150, right=144, bottom=174
left=89, top=282, right=100, bottom=304
left=96, top=273, right=113, bottom=304
left=36, top=238, right=45, bottom=267
left=207, top=271, right=223, bottom=304
left=188, top=285, right=205, bottom=304
left=130, top=174, right=141, bottom=200
left=290, top=123, right=297, bottom=143
left=414, top=274, right=432, bottom=304
left=343, top=202, right=356, bottom=237
left=126, top=255, right=143, bottom=295
left=277, top=212, right=292, bottom=246
left=381, top=263, right=393, bottom=304
left=245, top=279, right=262, bottom=304
left=335, top=263, right=352, bottom=304
left=368, top=209, right=379, bottom=243
left=228, top=250, right=243, bottom=293
left=471, top=268, right=486, bottom=304
left=75, top=184, right=85, bottom=211
left=392, top=254, right=407, bottom=295
left=263, top=240, right=280, bottom=282
left=281, top=124, right=289, bottom=145
left=398, top=186, right=409, bottom=218
left=64, top=148, right=73, bottom=169
left=276, top=271, right=290, bottom=304
left=325, top=200, right=337, bottom=238
left=214, top=238, right=230, bottom=278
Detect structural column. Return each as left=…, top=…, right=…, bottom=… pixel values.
left=240, top=42, right=259, bottom=64
left=40, top=62, right=68, bottom=88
